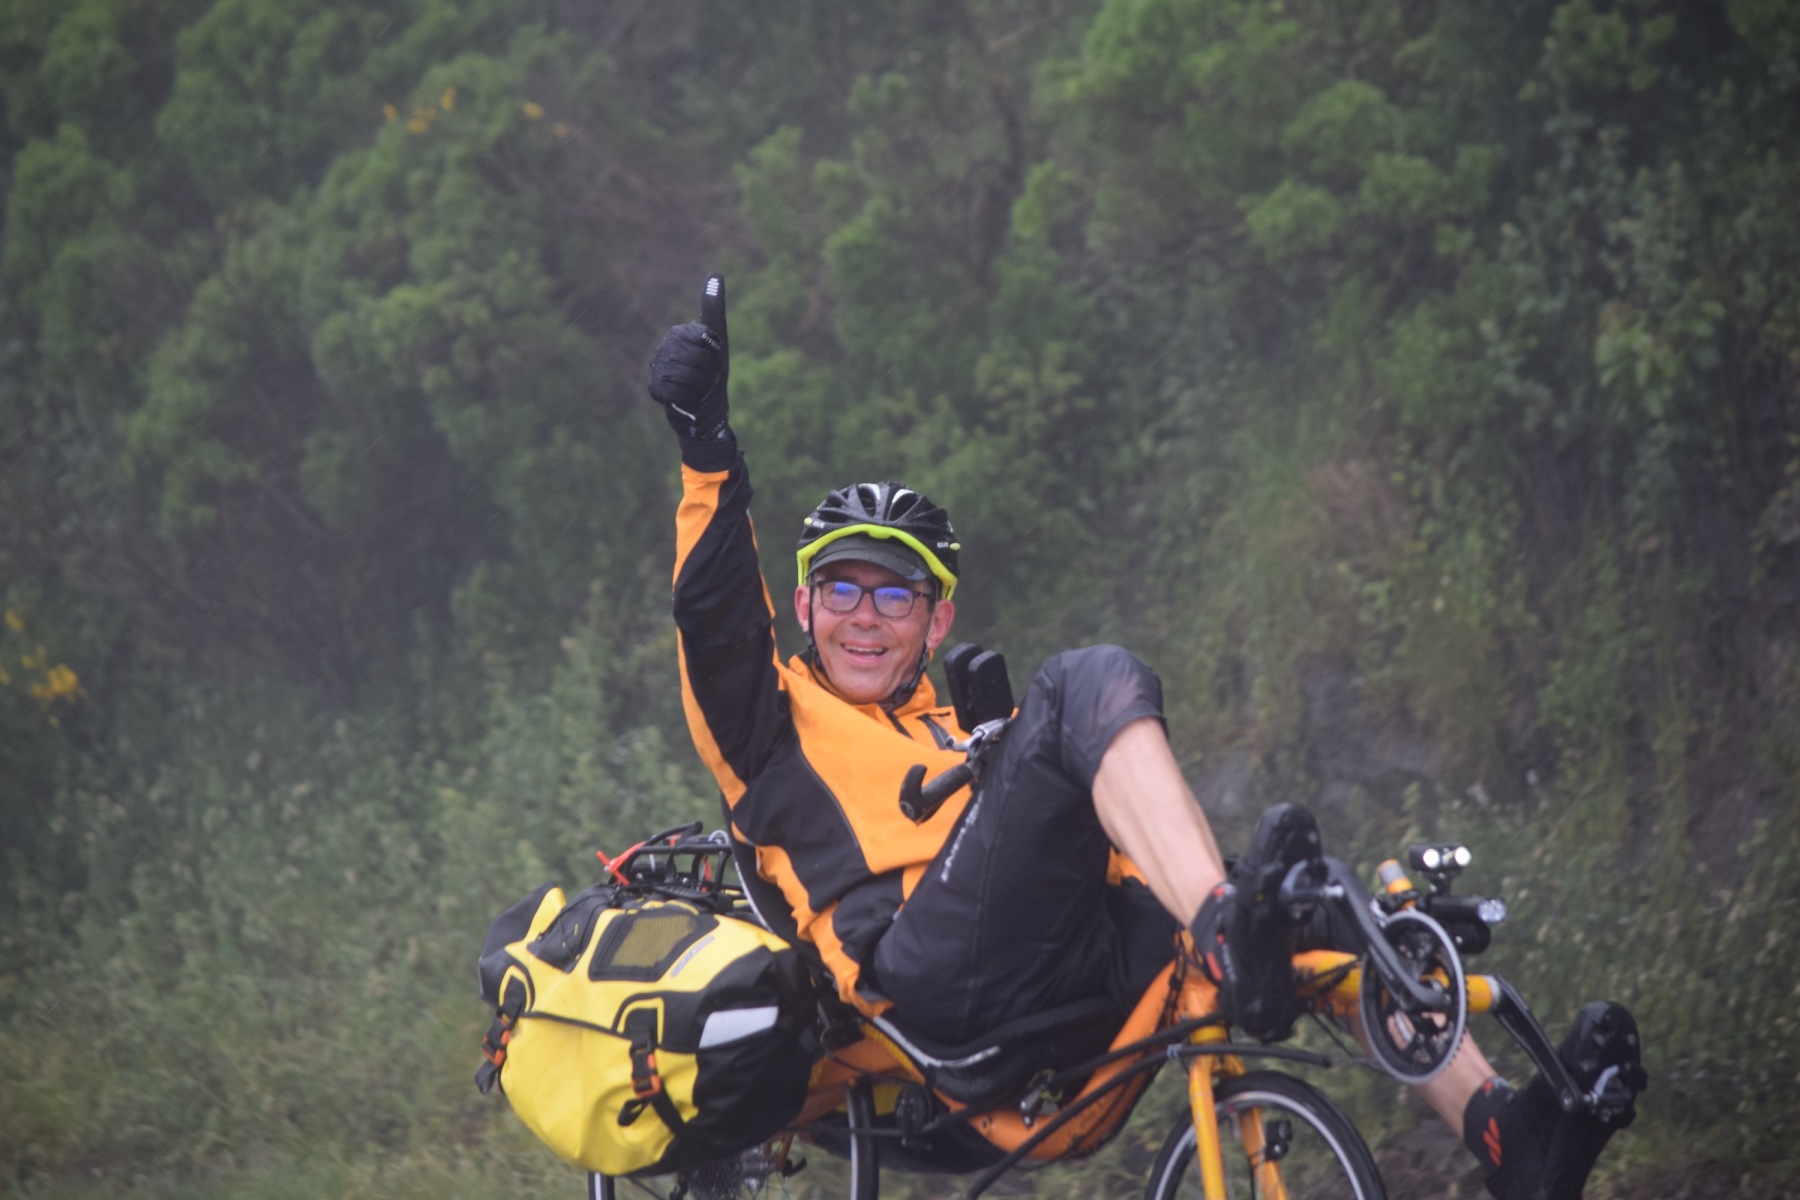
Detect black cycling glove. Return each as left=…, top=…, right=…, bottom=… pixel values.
left=647, top=273, right=730, bottom=442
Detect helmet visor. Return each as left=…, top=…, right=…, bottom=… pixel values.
left=806, top=533, right=931, bottom=584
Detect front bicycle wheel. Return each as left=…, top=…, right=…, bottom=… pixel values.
left=587, top=1080, right=880, bottom=1200
left=1143, top=1071, right=1385, bottom=1200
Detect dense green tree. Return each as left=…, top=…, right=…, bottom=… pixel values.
left=2, top=0, right=1798, bottom=1193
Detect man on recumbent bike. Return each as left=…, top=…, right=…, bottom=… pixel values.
left=648, top=273, right=1646, bottom=1200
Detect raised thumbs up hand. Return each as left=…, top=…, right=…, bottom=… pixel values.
left=648, top=273, right=730, bottom=442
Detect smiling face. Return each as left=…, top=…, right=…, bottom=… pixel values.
left=795, top=559, right=956, bottom=706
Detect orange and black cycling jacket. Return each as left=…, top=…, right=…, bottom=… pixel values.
left=672, top=450, right=970, bottom=1017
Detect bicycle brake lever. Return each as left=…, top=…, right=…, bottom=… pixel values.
left=1277, top=860, right=1341, bottom=918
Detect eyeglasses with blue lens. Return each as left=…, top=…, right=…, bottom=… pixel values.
left=813, top=580, right=931, bottom=619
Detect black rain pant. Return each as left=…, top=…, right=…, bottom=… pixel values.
left=869, top=644, right=1181, bottom=1048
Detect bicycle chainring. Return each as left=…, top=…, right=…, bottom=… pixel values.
left=1358, top=908, right=1467, bottom=1084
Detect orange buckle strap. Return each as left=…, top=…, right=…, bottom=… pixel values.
left=625, top=1007, right=664, bottom=1102
left=474, top=981, right=528, bottom=1095
left=631, top=1050, right=663, bottom=1098
left=481, top=1012, right=515, bottom=1064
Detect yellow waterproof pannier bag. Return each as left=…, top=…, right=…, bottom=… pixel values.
left=474, top=877, right=816, bottom=1177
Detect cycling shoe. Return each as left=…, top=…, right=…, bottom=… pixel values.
left=1464, top=1000, right=1647, bottom=1200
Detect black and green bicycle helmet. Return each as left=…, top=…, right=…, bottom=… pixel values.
left=796, top=482, right=961, bottom=600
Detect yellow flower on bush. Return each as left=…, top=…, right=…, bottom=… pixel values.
left=1, top=608, right=85, bottom=716
left=29, top=664, right=82, bottom=704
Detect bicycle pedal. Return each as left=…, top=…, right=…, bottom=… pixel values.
left=1564, top=1000, right=1646, bottom=1120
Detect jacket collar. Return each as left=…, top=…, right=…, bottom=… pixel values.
left=793, top=655, right=944, bottom=719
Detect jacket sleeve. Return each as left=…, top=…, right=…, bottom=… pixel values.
left=671, top=438, right=785, bottom=802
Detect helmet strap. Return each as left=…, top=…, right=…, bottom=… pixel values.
left=801, top=634, right=827, bottom=682
left=799, top=596, right=828, bottom=684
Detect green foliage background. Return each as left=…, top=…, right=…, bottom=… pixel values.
left=2, top=0, right=1797, bottom=1196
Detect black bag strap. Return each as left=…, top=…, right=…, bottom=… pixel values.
left=474, top=975, right=530, bottom=1094
left=616, top=1006, right=687, bottom=1134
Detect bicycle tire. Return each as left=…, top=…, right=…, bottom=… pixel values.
left=844, top=1077, right=880, bottom=1200
left=1143, top=1071, right=1386, bottom=1200
left=585, top=1080, right=880, bottom=1200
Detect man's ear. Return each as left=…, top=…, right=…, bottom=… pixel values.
left=925, top=598, right=955, bottom=652
left=793, top=584, right=812, bottom=634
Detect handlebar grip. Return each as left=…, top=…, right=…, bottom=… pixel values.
left=899, top=762, right=973, bottom=824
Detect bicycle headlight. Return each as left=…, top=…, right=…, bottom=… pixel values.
left=1410, top=843, right=1472, bottom=878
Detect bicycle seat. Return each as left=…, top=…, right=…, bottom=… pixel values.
left=868, top=994, right=1124, bottom=1110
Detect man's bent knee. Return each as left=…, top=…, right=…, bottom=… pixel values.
left=1029, top=645, right=1166, bottom=788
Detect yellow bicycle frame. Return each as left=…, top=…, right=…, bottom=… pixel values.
left=1177, top=963, right=1243, bottom=1199
left=1179, top=947, right=1493, bottom=1200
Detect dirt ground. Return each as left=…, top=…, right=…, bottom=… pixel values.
left=1373, top=1122, right=1489, bottom=1199
left=1371, top=1122, right=1789, bottom=1200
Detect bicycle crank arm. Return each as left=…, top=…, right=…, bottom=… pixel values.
left=1482, top=974, right=1587, bottom=1113
left=1320, top=859, right=1455, bottom=1013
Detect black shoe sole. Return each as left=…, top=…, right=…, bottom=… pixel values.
left=1537, top=1002, right=1647, bottom=1200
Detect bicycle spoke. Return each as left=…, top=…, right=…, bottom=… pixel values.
left=1145, top=1073, right=1386, bottom=1200
left=591, top=1147, right=831, bottom=1200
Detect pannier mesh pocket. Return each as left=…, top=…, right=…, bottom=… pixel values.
left=593, top=909, right=707, bottom=977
